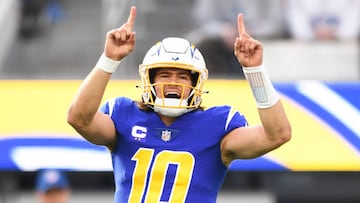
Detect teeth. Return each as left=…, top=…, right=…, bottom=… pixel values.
left=165, top=91, right=179, bottom=95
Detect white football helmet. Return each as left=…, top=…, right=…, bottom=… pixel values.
left=139, top=37, right=208, bottom=117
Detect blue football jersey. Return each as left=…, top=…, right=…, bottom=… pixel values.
left=101, top=97, right=248, bottom=203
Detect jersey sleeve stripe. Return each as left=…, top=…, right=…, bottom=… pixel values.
left=225, top=107, right=238, bottom=131
left=107, top=98, right=116, bottom=117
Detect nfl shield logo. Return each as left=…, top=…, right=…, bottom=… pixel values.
left=161, top=130, right=171, bottom=142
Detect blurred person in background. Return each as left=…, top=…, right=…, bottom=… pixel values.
left=19, top=0, right=64, bottom=39
left=35, top=169, right=71, bottom=203
left=187, top=0, right=288, bottom=77
left=67, top=6, right=291, bottom=203
left=19, top=0, right=47, bottom=38
left=285, top=0, right=360, bottom=41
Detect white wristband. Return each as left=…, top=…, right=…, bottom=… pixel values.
left=96, top=53, right=121, bottom=73
left=243, top=64, right=279, bottom=108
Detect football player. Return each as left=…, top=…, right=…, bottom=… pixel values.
left=67, top=6, right=291, bottom=203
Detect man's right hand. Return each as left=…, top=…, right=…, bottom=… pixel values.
left=104, top=6, right=136, bottom=61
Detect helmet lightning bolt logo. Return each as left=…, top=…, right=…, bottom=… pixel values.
left=171, top=56, right=179, bottom=61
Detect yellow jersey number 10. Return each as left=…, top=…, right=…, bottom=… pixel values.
left=129, top=147, right=195, bottom=203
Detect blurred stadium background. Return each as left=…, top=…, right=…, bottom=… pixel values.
left=0, top=0, right=359, bottom=203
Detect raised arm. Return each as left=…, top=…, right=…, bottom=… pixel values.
left=221, top=13, right=291, bottom=166
left=67, top=6, right=136, bottom=149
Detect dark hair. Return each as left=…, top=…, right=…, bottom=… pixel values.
left=136, top=100, right=153, bottom=112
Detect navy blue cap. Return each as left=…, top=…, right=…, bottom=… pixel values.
left=36, top=169, right=69, bottom=192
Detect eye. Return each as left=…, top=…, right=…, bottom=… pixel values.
left=179, top=74, right=191, bottom=80
left=158, top=72, right=170, bottom=78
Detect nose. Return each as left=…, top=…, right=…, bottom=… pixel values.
left=168, top=74, right=179, bottom=83
left=166, top=76, right=182, bottom=89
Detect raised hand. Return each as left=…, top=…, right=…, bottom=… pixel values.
left=104, top=6, right=137, bottom=61
left=234, top=13, right=263, bottom=67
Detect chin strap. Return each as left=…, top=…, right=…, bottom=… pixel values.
left=153, top=98, right=193, bottom=117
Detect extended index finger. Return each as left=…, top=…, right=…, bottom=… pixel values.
left=127, top=6, right=137, bottom=29
left=237, top=13, right=246, bottom=35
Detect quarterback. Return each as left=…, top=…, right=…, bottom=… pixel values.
left=67, top=6, right=291, bottom=203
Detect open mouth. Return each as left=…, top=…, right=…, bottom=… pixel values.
left=165, top=92, right=181, bottom=99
